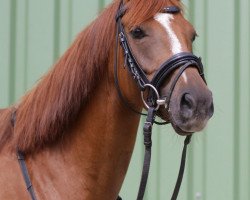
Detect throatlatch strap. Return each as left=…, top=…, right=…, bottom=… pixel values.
left=11, top=111, right=38, bottom=200
left=17, top=151, right=37, bottom=200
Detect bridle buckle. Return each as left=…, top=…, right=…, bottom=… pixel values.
left=156, top=98, right=167, bottom=106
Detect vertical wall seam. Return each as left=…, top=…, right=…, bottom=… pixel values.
left=187, top=144, right=193, bottom=200
left=203, top=0, right=208, bottom=198
left=9, top=0, right=17, bottom=105
left=24, top=0, right=29, bottom=90
left=68, top=0, right=73, bottom=43
left=156, top=127, right=160, bottom=200
left=248, top=0, right=250, bottom=198
left=233, top=0, right=240, bottom=199
left=247, top=1, right=250, bottom=199
left=189, top=0, right=195, bottom=27
left=54, top=0, right=60, bottom=61
left=98, top=0, right=105, bottom=12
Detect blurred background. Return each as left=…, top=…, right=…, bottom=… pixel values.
left=0, top=0, right=249, bottom=199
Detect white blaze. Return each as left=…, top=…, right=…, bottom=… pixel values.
left=154, top=13, right=182, bottom=54
left=154, top=13, right=188, bottom=83
left=182, top=71, right=188, bottom=83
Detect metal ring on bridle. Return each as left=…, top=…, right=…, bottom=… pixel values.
left=141, top=84, right=161, bottom=111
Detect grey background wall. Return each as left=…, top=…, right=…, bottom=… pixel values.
left=0, top=0, right=249, bottom=199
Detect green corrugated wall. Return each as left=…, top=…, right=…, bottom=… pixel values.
left=0, top=0, right=249, bottom=199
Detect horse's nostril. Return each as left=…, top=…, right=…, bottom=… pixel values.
left=208, top=102, right=214, bottom=118
left=180, top=93, right=195, bottom=110
left=180, top=93, right=196, bottom=119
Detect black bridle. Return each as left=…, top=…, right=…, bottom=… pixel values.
left=114, top=3, right=205, bottom=113
left=15, top=2, right=206, bottom=200
left=114, top=1, right=206, bottom=200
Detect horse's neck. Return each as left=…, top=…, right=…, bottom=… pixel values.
left=28, top=74, right=142, bottom=200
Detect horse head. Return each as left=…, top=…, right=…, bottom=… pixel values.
left=116, top=0, right=214, bottom=135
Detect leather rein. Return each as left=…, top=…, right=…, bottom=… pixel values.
left=13, top=2, right=206, bottom=200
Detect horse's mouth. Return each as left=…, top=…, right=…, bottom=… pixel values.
left=170, top=122, right=193, bottom=136
left=156, top=108, right=170, bottom=123
left=156, top=108, right=193, bottom=136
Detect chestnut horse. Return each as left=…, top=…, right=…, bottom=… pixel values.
left=0, top=0, right=213, bottom=199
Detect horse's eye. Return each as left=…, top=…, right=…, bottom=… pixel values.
left=192, top=32, right=198, bottom=42
left=130, top=27, right=146, bottom=39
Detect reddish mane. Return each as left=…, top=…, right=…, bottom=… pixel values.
left=124, top=0, right=182, bottom=28
left=0, top=0, right=182, bottom=153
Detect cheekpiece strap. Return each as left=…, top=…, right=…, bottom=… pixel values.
left=115, top=0, right=126, bottom=21
left=115, top=7, right=126, bottom=21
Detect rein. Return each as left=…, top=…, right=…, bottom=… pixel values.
left=13, top=1, right=206, bottom=200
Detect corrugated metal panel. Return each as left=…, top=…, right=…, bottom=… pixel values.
left=0, top=0, right=249, bottom=199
